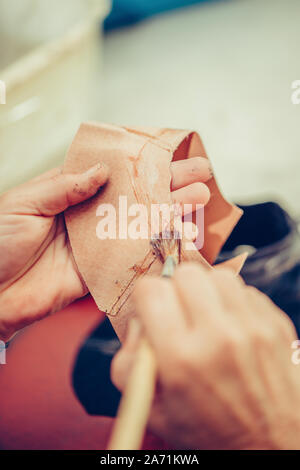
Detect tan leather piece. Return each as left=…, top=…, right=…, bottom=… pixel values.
left=64, top=123, right=244, bottom=340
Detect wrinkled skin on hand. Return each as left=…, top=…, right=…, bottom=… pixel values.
left=112, top=264, right=300, bottom=450
left=0, top=157, right=212, bottom=342
left=0, top=164, right=109, bottom=341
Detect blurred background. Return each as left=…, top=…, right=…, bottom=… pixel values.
left=0, top=0, right=299, bottom=214
left=0, top=0, right=300, bottom=451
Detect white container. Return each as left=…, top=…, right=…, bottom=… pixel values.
left=0, top=0, right=110, bottom=192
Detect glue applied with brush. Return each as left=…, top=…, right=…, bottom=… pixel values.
left=151, top=230, right=181, bottom=278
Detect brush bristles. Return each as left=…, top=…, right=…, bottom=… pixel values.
left=151, top=230, right=181, bottom=264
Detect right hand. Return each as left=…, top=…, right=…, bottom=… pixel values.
left=112, top=263, right=300, bottom=450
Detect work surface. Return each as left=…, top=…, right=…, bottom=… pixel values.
left=101, top=0, right=300, bottom=217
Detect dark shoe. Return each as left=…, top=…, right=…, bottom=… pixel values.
left=72, top=317, right=121, bottom=417
left=218, top=202, right=300, bottom=336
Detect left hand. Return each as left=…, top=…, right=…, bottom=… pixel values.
left=0, top=164, right=109, bottom=341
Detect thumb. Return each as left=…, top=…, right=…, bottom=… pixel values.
left=4, top=163, right=109, bottom=216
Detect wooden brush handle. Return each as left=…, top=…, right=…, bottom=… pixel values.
left=108, top=337, right=157, bottom=450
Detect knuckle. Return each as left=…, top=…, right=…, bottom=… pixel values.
left=220, top=325, right=248, bottom=353
left=210, top=268, right=238, bottom=286
left=250, top=326, right=278, bottom=350
left=0, top=190, right=14, bottom=210
left=52, top=171, right=64, bottom=183
left=217, top=330, right=245, bottom=358
left=163, top=346, right=197, bottom=389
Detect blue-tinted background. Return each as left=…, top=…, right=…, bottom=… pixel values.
left=105, top=0, right=213, bottom=30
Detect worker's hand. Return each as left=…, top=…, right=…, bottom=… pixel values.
left=112, top=263, right=300, bottom=450
left=0, top=164, right=109, bottom=341
left=0, top=158, right=212, bottom=342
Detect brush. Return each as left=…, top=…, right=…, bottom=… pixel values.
left=108, top=231, right=181, bottom=451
